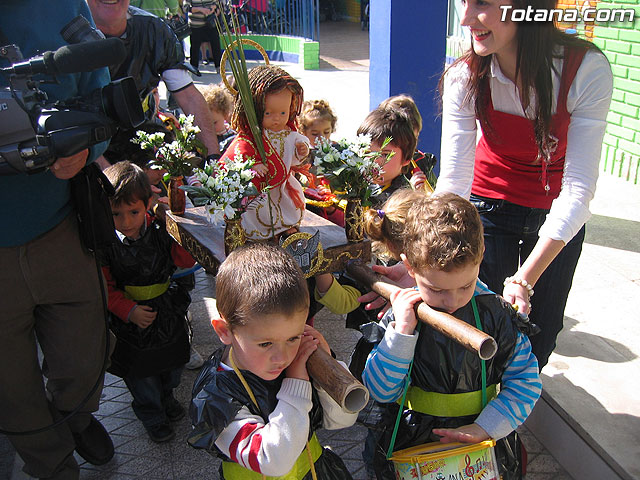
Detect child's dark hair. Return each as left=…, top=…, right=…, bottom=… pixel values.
left=403, top=193, right=484, bottom=272
left=231, top=65, right=304, bottom=134
left=215, top=243, right=310, bottom=329
left=297, top=99, right=338, bottom=133
left=103, top=161, right=153, bottom=207
left=357, top=107, right=417, bottom=162
left=364, top=188, right=426, bottom=260
left=378, top=94, right=422, bottom=135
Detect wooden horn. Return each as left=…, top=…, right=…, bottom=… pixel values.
left=346, top=260, right=498, bottom=360
left=306, top=348, right=370, bottom=413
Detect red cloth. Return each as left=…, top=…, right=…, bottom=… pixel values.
left=472, top=47, right=587, bottom=209
left=220, top=129, right=306, bottom=209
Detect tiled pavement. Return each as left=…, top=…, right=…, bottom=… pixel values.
left=3, top=19, right=570, bottom=480
left=6, top=268, right=570, bottom=479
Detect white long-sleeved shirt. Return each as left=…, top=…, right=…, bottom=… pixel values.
left=214, top=362, right=357, bottom=477
left=437, top=48, right=613, bottom=244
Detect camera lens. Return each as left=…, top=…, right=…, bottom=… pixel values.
left=60, top=15, right=105, bottom=44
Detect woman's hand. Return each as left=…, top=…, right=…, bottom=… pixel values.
left=357, top=262, right=416, bottom=319
left=432, top=423, right=490, bottom=444
left=502, top=282, right=531, bottom=315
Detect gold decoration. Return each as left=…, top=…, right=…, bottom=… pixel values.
left=220, top=39, right=270, bottom=96
left=224, top=217, right=247, bottom=256
left=280, top=232, right=330, bottom=278
left=345, top=198, right=364, bottom=243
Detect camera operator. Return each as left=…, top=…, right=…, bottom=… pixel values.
left=0, top=1, right=115, bottom=479
left=88, top=0, right=221, bottom=166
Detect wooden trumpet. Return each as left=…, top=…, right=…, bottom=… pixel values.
left=346, top=261, right=498, bottom=360
left=203, top=297, right=370, bottom=413
left=306, top=348, right=370, bottom=414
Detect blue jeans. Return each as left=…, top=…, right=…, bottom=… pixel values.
left=469, top=195, right=585, bottom=369
left=124, top=367, right=183, bottom=427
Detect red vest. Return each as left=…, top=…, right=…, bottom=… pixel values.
left=472, top=47, right=587, bottom=209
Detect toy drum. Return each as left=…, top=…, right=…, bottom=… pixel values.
left=389, top=439, right=499, bottom=480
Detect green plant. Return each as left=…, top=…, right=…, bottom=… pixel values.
left=132, top=114, right=203, bottom=178
left=181, top=153, right=259, bottom=222
left=313, top=135, right=393, bottom=206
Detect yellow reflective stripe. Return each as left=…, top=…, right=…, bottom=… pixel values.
left=141, top=93, right=151, bottom=113
left=123, top=280, right=170, bottom=301
left=399, top=384, right=498, bottom=418
left=222, top=433, right=323, bottom=480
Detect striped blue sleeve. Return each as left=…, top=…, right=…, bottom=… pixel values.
left=475, top=331, right=542, bottom=439
left=362, top=318, right=419, bottom=403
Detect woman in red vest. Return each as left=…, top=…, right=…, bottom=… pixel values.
left=436, top=0, right=613, bottom=368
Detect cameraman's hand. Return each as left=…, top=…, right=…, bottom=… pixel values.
left=51, top=149, right=88, bottom=179
left=130, top=305, right=157, bottom=329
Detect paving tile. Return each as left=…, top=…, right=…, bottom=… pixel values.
left=115, top=436, right=171, bottom=458
left=96, top=401, right=131, bottom=417
left=99, top=416, right=136, bottom=433
left=142, top=461, right=177, bottom=479
left=518, top=424, right=544, bottom=455
left=109, top=420, right=147, bottom=437
left=526, top=453, right=566, bottom=474
left=109, top=434, right=138, bottom=449
left=179, top=463, right=222, bottom=480
left=108, top=455, right=167, bottom=476
left=100, top=386, right=130, bottom=402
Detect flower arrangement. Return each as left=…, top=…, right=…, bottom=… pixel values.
left=312, top=135, right=393, bottom=206
left=181, top=153, right=259, bottom=223
left=132, top=114, right=203, bottom=178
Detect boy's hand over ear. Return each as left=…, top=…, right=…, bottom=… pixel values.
left=286, top=333, right=318, bottom=381
left=302, top=324, right=330, bottom=356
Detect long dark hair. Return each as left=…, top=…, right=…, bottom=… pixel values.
left=440, top=0, right=602, bottom=161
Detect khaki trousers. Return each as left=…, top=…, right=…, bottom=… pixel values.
left=0, top=215, right=108, bottom=478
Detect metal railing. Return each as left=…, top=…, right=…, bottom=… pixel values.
left=228, top=0, right=320, bottom=41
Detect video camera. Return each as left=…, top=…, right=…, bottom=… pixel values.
left=0, top=34, right=144, bottom=175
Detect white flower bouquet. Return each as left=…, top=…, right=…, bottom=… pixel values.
left=181, top=153, right=259, bottom=223
left=132, top=114, right=203, bottom=178
left=312, top=135, right=392, bottom=206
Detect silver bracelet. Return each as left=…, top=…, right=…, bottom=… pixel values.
left=504, top=276, right=534, bottom=298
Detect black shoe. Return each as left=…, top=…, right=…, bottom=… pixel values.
left=165, top=399, right=185, bottom=422
left=72, top=415, right=114, bottom=466
left=146, top=422, right=175, bottom=443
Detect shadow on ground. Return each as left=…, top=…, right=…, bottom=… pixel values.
left=585, top=214, right=640, bottom=254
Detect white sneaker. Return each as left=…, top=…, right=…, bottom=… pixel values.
left=185, top=346, right=204, bottom=369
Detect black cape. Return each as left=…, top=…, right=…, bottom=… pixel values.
left=102, top=218, right=190, bottom=378
left=189, top=347, right=353, bottom=479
